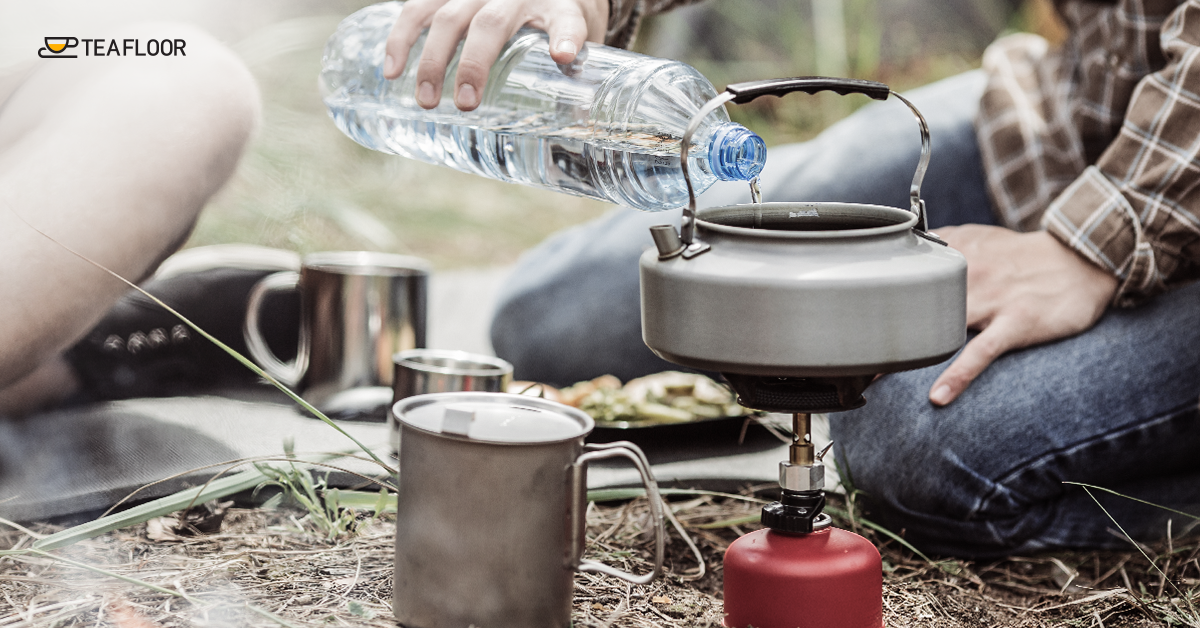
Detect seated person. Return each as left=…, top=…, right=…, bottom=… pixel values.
left=387, top=0, right=1200, bottom=556
left=0, top=24, right=260, bottom=416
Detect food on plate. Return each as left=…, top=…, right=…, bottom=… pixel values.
left=508, top=372, right=760, bottom=425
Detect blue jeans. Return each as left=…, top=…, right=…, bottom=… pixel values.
left=489, top=71, right=1200, bottom=556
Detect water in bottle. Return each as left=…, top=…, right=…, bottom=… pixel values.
left=320, top=2, right=767, bottom=212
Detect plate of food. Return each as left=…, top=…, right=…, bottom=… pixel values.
left=508, top=371, right=766, bottom=435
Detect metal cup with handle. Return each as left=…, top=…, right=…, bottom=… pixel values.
left=243, top=251, right=430, bottom=417
left=391, top=392, right=665, bottom=628
left=390, top=349, right=513, bottom=453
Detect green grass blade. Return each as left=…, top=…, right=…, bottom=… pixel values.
left=32, top=468, right=268, bottom=551
left=1065, top=482, right=1200, bottom=521
left=33, top=453, right=379, bottom=551
left=585, top=488, right=649, bottom=502
left=696, top=514, right=761, bottom=529
left=822, top=503, right=936, bottom=565
left=1067, top=480, right=1200, bottom=619
left=329, top=486, right=769, bottom=513
left=333, top=489, right=398, bottom=513
left=1078, top=486, right=1190, bottom=603
left=372, top=486, right=389, bottom=517
left=119, top=293, right=393, bottom=475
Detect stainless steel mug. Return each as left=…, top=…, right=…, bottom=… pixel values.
left=390, top=349, right=513, bottom=449
left=243, top=251, right=429, bottom=415
left=391, top=392, right=665, bottom=628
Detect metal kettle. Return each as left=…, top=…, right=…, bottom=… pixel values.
left=639, top=77, right=967, bottom=413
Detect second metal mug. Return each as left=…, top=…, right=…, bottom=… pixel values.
left=392, top=392, right=665, bottom=628
left=243, top=251, right=429, bottom=413
left=392, top=349, right=513, bottom=399
left=391, top=349, right=513, bottom=448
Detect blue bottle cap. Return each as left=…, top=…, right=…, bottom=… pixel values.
left=708, top=122, right=767, bottom=181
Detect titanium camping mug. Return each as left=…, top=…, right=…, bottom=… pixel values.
left=391, top=392, right=666, bottom=628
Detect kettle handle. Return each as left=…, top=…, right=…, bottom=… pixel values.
left=725, top=76, right=890, bottom=103
left=567, top=441, right=665, bottom=584
left=677, top=76, right=932, bottom=250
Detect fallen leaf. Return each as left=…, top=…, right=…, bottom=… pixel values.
left=108, top=599, right=165, bottom=628
left=652, top=595, right=672, bottom=604
left=145, top=517, right=183, bottom=543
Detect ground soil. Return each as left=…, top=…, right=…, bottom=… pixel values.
left=1, top=491, right=1197, bottom=627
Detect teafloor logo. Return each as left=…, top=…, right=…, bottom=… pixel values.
left=39, top=37, right=79, bottom=58
left=38, top=36, right=187, bottom=59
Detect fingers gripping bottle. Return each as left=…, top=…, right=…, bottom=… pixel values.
left=320, top=2, right=766, bottom=212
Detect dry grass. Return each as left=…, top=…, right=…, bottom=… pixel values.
left=3, top=488, right=1199, bottom=627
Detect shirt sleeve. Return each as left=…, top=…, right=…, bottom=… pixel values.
left=1042, top=0, right=1200, bottom=306
left=605, top=0, right=706, bottom=48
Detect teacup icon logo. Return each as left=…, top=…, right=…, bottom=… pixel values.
left=39, top=37, right=79, bottom=58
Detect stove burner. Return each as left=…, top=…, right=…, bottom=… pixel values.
left=722, top=374, right=872, bottom=413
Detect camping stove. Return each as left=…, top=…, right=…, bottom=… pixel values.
left=720, top=410, right=883, bottom=628
left=722, top=378, right=884, bottom=628
left=639, top=77, right=967, bottom=628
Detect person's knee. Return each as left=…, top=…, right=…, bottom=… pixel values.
left=90, top=25, right=260, bottom=269
left=132, top=23, right=260, bottom=179
left=489, top=279, right=556, bottom=382
left=490, top=268, right=649, bottom=386
left=833, top=367, right=1074, bottom=556
left=489, top=210, right=668, bottom=384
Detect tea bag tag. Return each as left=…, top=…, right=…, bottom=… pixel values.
left=441, top=404, right=476, bottom=437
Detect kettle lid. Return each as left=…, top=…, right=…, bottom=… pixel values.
left=393, top=392, right=594, bottom=444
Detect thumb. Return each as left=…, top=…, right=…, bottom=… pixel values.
left=546, top=10, right=589, bottom=64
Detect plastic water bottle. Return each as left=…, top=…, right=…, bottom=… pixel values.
left=320, top=2, right=766, bottom=212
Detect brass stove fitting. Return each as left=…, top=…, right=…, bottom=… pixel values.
left=789, top=413, right=815, bottom=465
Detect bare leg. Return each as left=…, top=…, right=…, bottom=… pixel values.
left=0, top=24, right=260, bottom=414
left=0, top=358, right=78, bottom=415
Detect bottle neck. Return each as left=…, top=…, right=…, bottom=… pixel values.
left=707, top=122, right=767, bottom=182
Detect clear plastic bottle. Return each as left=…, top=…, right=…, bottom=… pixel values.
left=320, top=2, right=766, bottom=211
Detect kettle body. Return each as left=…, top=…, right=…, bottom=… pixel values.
left=640, top=201, right=966, bottom=379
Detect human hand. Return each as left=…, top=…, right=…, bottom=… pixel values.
left=928, top=225, right=1118, bottom=406
left=384, top=0, right=608, bottom=111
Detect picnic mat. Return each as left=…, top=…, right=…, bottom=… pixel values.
left=0, top=393, right=835, bottom=522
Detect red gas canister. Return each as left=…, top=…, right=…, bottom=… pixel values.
left=723, top=526, right=883, bottom=628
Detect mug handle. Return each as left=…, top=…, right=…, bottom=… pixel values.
left=242, top=271, right=308, bottom=387
left=567, top=441, right=665, bottom=584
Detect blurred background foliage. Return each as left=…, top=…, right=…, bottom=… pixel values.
left=182, top=0, right=1065, bottom=268
left=637, top=0, right=1065, bottom=144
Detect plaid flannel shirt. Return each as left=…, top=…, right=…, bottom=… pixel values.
left=605, top=0, right=698, bottom=48
left=614, top=0, right=1200, bottom=304
left=978, top=0, right=1200, bottom=306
